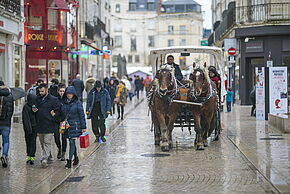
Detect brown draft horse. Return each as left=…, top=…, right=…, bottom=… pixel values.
left=149, top=65, right=181, bottom=152
left=188, top=64, right=218, bottom=150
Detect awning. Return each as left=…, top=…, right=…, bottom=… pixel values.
left=48, top=0, right=70, bottom=12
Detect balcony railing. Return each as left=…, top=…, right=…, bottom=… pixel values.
left=0, top=0, right=21, bottom=17
left=236, top=3, right=290, bottom=24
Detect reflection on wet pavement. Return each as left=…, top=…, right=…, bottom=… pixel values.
left=53, top=102, right=278, bottom=194
left=223, top=105, right=290, bottom=193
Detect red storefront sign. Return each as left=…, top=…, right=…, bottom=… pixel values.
left=0, top=43, right=5, bottom=53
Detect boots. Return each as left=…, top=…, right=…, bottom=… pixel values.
left=73, top=157, right=79, bottom=166
left=65, top=159, right=72, bottom=169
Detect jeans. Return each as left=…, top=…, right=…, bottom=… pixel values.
left=38, top=133, right=53, bottom=161
left=0, top=126, right=10, bottom=157
left=226, top=101, right=232, bottom=112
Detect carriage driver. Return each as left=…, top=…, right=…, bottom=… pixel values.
left=163, top=55, right=183, bottom=83
left=208, top=66, right=222, bottom=101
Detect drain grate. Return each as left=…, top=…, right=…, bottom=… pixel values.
left=66, top=176, right=85, bottom=182
left=260, top=137, right=284, bottom=140
left=141, top=153, right=171, bottom=157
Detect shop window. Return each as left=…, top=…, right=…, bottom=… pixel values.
left=48, top=60, right=61, bottom=81
left=28, top=12, right=43, bottom=30
left=128, top=55, right=133, bottom=63
left=135, top=55, right=140, bottom=63
left=147, top=2, right=155, bottom=10
left=48, top=9, right=58, bottom=30
left=115, top=4, right=120, bottom=13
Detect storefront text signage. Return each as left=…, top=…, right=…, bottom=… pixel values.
left=255, top=67, right=265, bottom=120
left=27, top=33, right=58, bottom=41
left=269, top=67, right=288, bottom=116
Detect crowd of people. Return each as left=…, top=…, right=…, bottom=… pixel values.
left=0, top=73, right=149, bottom=169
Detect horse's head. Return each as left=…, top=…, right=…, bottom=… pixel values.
left=156, top=65, right=175, bottom=96
left=189, top=62, right=210, bottom=97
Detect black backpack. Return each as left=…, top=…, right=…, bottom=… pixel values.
left=0, top=96, right=7, bottom=120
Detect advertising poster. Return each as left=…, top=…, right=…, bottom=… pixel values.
left=255, top=67, right=265, bottom=120
left=269, top=67, right=288, bottom=115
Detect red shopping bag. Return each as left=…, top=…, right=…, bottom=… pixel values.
left=80, top=132, right=90, bottom=148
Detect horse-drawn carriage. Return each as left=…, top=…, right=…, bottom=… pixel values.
left=148, top=46, right=225, bottom=151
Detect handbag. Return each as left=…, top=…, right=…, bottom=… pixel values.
left=59, top=105, right=72, bottom=134
left=114, top=96, right=120, bottom=104
left=80, top=132, right=90, bottom=148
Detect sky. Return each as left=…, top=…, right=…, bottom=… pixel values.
left=195, top=0, right=212, bottom=29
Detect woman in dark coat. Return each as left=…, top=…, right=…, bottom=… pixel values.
left=22, top=94, right=37, bottom=165
left=107, top=79, right=116, bottom=115
left=61, top=86, right=86, bottom=169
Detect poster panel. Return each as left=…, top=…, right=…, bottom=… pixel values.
left=269, top=67, right=288, bottom=116
left=256, top=67, right=265, bottom=120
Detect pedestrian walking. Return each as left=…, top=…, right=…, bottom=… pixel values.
left=27, top=79, right=44, bottom=96
left=107, top=79, right=116, bottom=115
left=143, top=75, right=152, bottom=96
left=115, top=81, right=127, bottom=120
left=86, top=80, right=111, bottom=142
left=85, top=75, right=96, bottom=94
left=140, top=77, right=145, bottom=92
left=72, top=74, right=85, bottom=102
left=22, top=93, right=37, bottom=165
left=128, top=78, right=135, bottom=101
left=250, top=86, right=256, bottom=116
left=33, top=83, right=60, bottom=167
left=54, top=83, right=67, bottom=161
left=0, top=81, right=14, bottom=168
left=226, top=88, right=234, bottom=112
left=48, top=78, right=59, bottom=97
left=134, top=76, right=142, bottom=100
left=61, top=86, right=86, bottom=169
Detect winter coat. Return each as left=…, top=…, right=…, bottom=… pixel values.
left=35, top=93, right=60, bottom=134
left=226, top=91, right=234, bottom=102
left=0, top=86, right=14, bottom=127
left=22, top=94, right=37, bottom=134
left=134, top=79, right=143, bottom=91
left=250, top=87, right=256, bottom=105
left=107, top=84, right=116, bottom=102
left=61, top=86, right=86, bottom=138
left=72, top=78, right=85, bottom=99
left=85, top=77, right=96, bottom=93
left=173, top=63, right=183, bottom=81
left=116, top=84, right=127, bottom=105
left=143, top=77, right=152, bottom=88
left=48, top=84, right=58, bottom=97
left=86, top=87, right=111, bottom=119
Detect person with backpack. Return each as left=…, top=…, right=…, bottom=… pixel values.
left=48, top=78, right=59, bottom=97
left=0, top=81, right=14, bottom=168
left=61, top=86, right=86, bottom=169
left=22, top=93, right=37, bottom=165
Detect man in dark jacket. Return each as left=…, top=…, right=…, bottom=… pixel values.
left=0, top=81, right=14, bottom=168
left=72, top=74, right=85, bottom=101
left=33, top=83, right=60, bottom=167
left=165, top=55, right=183, bottom=82
left=134, top=76, right=143, bottom=100
left=22, top=93, right=37, bottom=165
left=86, top=80, right=111, bottom=143
left=48, top=78, right=59, bottom=97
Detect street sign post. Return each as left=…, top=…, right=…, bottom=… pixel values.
left=228, top=47, right=236, bottom=55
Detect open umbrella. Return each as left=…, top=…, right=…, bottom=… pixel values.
left=10, top=87, right=26, bottom=101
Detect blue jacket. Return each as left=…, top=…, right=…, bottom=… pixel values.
left=173, top=63, right=183, bottom=81
left=72, top=78, right=84, bottom=99
left=61, top=86, right=86, bottom=138
left=226, top=91, right=234, bottom=102
left=86, top=87, right=111, bottom=119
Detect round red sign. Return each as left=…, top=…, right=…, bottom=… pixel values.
left=228, top=47, right=236, bottom=55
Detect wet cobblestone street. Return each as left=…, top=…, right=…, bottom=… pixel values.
left=53, top=101, right=279, bottom=194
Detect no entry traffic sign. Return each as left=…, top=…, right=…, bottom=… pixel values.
left=228, top=47, right=236, bottom=55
